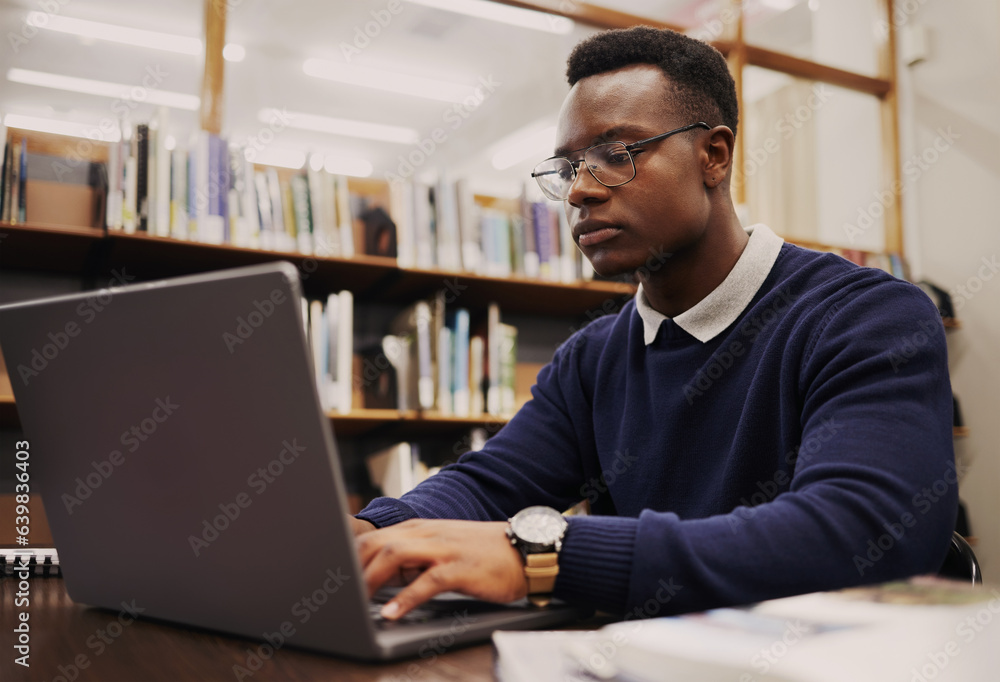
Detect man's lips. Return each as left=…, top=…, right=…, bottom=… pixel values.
left=574, top=220, right=622, bottom=247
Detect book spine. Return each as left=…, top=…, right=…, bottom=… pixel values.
left=438, top=326, right=453, bottom=415
left=452, top=308, right=470, bottom=417
left=291, top=174, right=313, bottom=254
left=499, top=323, right=517, bottom=417
left=135, top=124, right=149, bottom=232
left=486, top=303, right=501, bottom=416
left=17, top=138, right=27, bottom=223
left=336, top=175, right=355, bottom=257
left=123, top=154, right=137, bottom=234
left=469, top=335, right=485, bottom=416
left=337, top=290, right=354, bottom=414
left=8, top=140, right=22, bottom=225
left=415, top=300, right=434, bottom=410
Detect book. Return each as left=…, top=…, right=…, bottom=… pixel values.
left=437, top=326, right=453, bottom=415
left=434, top=176, right=462, bottom=270
left=455, top=178, right=482, bottom=272
left=486, top=303, right=501, bottom=416
left=494, top=577, right=1000, bottom=682
left=365, top=443, right=429, bottom=499
left=335, top=290, right=354, bottom=414
left=498, top=322, right=517, bottom=417
left=135, top=123, right=149, bottom=232
left=450, top=308, right=471, bottom=417
left=469, top=335, right=485, bottom=416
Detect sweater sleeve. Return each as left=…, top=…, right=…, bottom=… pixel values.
left=357, top=329, right=595, bottom=526
left=616, top=280, right=957, bottom=617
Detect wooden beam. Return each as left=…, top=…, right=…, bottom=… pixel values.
left=486, top=0, right=686, bottom=32
left=745, top=45, right=891, bottom=98
left=877, top=0, right=904, bottom=255
left=199, top=0, right=227, bottom=134
left=727, top=0, right=746, bottom=206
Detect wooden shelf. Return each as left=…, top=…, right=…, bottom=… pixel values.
left=942, top=317, right=961, bottom=329
left=0, top=221, right=635, bottom=316
left=0, top=395, right=507, bottom=436
left=954, top=426, right=970, bottom=438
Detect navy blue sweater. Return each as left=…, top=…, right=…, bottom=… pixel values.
left=359, top=243, right=957, bottom=616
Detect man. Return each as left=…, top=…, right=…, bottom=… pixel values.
left=352, top=26, right=956, bottom=621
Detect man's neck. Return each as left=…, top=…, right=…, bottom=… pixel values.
left=638, top=216, right=750, bottom=318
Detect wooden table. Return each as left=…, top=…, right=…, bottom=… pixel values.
left=2, top=578, right=498, bottom=681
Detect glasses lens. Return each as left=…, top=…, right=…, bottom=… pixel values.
left=532, top=157, right=575, bottom=201
left=585, top=143, right=635, bottom=187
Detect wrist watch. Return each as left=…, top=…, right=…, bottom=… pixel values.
left=506, top=506, right=569, bottom=607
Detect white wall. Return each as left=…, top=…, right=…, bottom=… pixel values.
left=899, top=0, right=1000, bottom=579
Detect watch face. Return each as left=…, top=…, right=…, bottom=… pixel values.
left=511, top=506, right=567, bottom=544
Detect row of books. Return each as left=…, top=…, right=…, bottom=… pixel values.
left=0, top=133, right=27, bottom=224
left=2, top=120, right=595, bottom=283
left=365, top=429, right=489, bottom=498
left=833, top=247, right=909, bottom=280
left=303, top=290, right=519, bottom=418
left=302, top=291, right=355, bottom=414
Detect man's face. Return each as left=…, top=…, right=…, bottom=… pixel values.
left=555, top=64, right=712, bottom=278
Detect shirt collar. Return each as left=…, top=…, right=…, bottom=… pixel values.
left=635, top=224, right=784, bottom=345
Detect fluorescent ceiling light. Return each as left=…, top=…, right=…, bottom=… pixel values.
left=303, top=58, right=477, bottom=104
left=222, top=43, right=246, bottom=62
left=7, top=68, right=200, bottom=110
left=3, top=113, right=121, bottom=142
left=260, top=108, right=419, bottom=145
left=492, top=125, right=556, bottom=170
left=759, top=0, right=800, bottom=10
left=247, top=147, right=306, bottom=169
left=404, top=0, right=573, bottom=34
left=24, top=12, right=244, bottom=61
left=322, top=155, right=373, bottom=178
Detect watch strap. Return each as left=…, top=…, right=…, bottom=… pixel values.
left=524, top=552, right=559, bottom=594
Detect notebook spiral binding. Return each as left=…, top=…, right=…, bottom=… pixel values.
left=1, top=548, right=61, bottom=577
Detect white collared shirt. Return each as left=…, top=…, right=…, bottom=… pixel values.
left=634, top=224, right=785, bottom=344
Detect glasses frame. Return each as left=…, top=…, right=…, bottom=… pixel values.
left=531, top=121, right=711, bottom=201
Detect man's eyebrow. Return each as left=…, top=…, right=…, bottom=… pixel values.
left=553, top=125, right=655, bottom=157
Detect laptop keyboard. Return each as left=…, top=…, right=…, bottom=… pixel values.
left=369, top=594, right=516, bottom=630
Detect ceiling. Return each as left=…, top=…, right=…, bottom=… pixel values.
left=0, top=0, right=815, bottom=195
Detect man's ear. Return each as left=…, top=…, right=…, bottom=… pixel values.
left=701, top=126, right=735, bottom=189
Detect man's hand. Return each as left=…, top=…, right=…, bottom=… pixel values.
left=357, top=519, right=527, bottom=620
left=350, top=516, right=376, bottom=536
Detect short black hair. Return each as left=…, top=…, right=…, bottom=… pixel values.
left=566, top=26, right=739, bottom=137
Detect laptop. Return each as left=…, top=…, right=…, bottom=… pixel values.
left=0, top=261, right=588, bottom=660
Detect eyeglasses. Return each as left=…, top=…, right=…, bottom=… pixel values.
left=530, top=122, right=710, bottom=201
